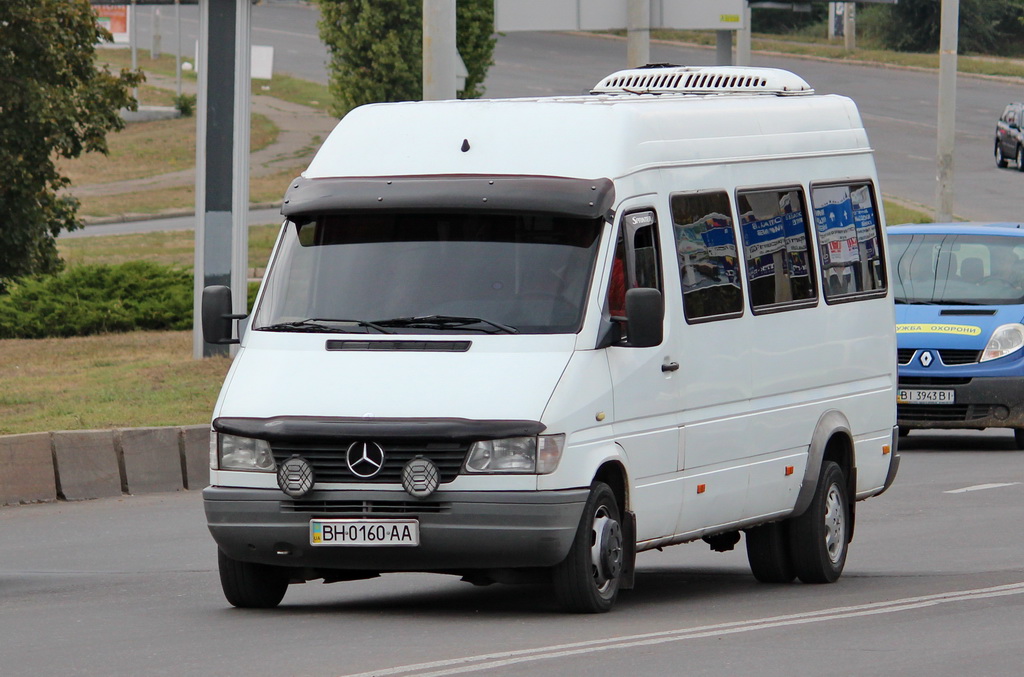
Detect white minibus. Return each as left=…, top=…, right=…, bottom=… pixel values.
left=202, top=66, right=900, bottom=613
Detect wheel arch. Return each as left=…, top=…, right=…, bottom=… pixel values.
left=794, top=410, right=854, bottom=519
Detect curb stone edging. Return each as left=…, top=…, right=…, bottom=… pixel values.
left=0, top=425, right=210, bottom=506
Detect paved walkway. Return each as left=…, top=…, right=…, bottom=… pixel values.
left=70, top=72, right=338, bottom=206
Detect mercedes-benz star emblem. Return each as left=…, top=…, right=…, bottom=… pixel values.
left=920, top=351, right=934, bottom=367
left=346, top=441, right=386, bottom=478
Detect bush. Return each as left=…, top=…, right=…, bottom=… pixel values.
left=0, top=262, right=192, bottom=339
left=859, top=0, right=1024, bottom=56
left=174, top=93, right=197, bottom=117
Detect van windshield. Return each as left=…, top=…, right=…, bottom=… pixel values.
left=252, top=211, right=603, bottom=334
left=890, top=232, right=1024, bottom=305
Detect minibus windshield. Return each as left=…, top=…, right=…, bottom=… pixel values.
left=890, top=232, right=1024, bottom=305
left=253, top=211, right=603, bottom=335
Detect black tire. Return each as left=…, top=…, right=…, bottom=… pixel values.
left=787, top=461, right=849, bottom=584
left=996, top=143, right=1009, bottom=168
left=1017, top=145, right=1024, bottom=172
left=218, top=549, right=290, bottom=608
left=1013, top=429, right=1024, bottom=450
left=745, top=522, right=796, bottom=583
left=553, top=482, right=623, bottom=613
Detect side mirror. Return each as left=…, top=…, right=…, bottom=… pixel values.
left=202, top=285, right=245, bottom=345
left=625, top=287, right=664, bottom=348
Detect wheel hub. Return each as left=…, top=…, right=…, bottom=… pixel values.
left=592, top=514, right=623, bottom=584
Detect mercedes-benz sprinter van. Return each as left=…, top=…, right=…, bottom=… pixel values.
left=202, top=66, right=900, bottom=613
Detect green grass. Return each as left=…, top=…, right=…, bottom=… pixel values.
left=58, top=224, right=281, bottom=273
left=622, top=29, right=1024, bottom=80
left=61, top=113, right=277, bottom=188
left=0, top=331, right=230, bottom=436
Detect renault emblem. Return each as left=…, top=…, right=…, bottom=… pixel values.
left=346, top=441, right=386, bottom=478
left=920, top=351, right=934, bottom=367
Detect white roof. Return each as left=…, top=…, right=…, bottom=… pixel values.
left=304, top=69, right=869, bottom=182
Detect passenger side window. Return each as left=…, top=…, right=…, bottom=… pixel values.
left=670, top=191, right=743, bottom=322
left=811, top=182, right=887, bottom=301
left=607, top=210, right=661, bottom=320
left=736, top=187, right=816, bottom=311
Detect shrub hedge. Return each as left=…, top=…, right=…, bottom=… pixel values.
left=0, top=261, right=192, bottom=339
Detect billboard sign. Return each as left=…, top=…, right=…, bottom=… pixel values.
left=495, top=0, right=745, bottom=32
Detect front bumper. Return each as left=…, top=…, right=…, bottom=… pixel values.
left=897, top=375, right=1024, bottom=430
left=204, top=486, right=587, bottom=572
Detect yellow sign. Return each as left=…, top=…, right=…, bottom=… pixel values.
left=720, top=14, right=741, bottom=23
left=896, top=323, right=982, bottom=336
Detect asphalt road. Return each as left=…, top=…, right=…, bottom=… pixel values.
left=2, top=430, right=1022, bottom=677
left=118, top=0, right=1024, bottom=233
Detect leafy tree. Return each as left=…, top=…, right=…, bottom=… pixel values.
left=860, top=0, right=1024, bottom=56
left=0, top=0, right=142, bottom=291
left=317, top=0, right=496, bottom=116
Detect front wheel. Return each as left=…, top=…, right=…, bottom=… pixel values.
left=218, top=549, right=291, bottom=608
left=552, top=482, right=623, bottom=613
left=1017, top=145, right=1024, bottom=172
left=787, top=461, right=849, bottom=584
left=996, top=143, right=1009, bottom=168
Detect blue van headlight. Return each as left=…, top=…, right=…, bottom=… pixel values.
left=981, top=323, right=1024, bottom=362
left=464, top=434, right=565, bottom=474
left=215, top=433, right=276, bottom=471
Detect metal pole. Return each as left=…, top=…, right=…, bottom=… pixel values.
left=231, top=0, right=252, bottom=337
left=194, top=0, right=248, bottom=358
left=175, top=0, right=182, bottom=98
left=130, top=0, right=138, bottom=100
left=843, top=2, right=855, bottom=51
left=736, top=1, right=751, bottom=67
left=936, top=0, right=960, bottom=222
left=716, top=31, right=733, bottom=66
left=152, top=6, right=162, bottom=58
left=626, top=0, right=650, bottom=69
left=422, top=0, right=456, bottom=100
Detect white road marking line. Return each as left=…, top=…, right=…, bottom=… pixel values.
left=336, top=582, right=1024, bottom=677
left=945, top=482, right=1021, bottom=494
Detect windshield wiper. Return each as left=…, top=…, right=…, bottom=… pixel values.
left=374, top=315, right=518, bottom=334
left=258, top=318, right=393, bottom=334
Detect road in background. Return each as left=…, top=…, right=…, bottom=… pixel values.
left=2, top=431, right=1022, bottom=676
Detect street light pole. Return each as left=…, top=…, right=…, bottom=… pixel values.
left=936, top=0, right=959, bottom=222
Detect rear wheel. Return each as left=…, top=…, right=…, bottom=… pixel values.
left=1017, top=145, right=1024, bottom=172
left=787, top=461, right=849, bottom=584
left=745, top=522, right=796, bottom=583
left=553, top=482, right=623, bottom=613
left=218, top=549, right=290, bottom=608
left=1013, top=429, right=1024, bottom=450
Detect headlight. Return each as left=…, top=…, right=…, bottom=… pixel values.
left=217, top=433, right=275, bottom=471
left=981, top=323, right=1024, bottom=362
left=464, top=434, right=565, bottom=474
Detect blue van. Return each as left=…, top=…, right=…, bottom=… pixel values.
left=889, top=223, right=1024, bottom=447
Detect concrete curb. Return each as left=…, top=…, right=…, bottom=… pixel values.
left=1, top=425, right=209, bottom=506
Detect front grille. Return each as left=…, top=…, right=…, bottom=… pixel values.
left=938, top=349, right=981, bottom=365
left=897, top=349, right=916, bottom=365
left=898, top=403, right=994, bottom=422
left=271, top=440, right=468, bottom=484
left=281, top=499, right=451, bottom=515
left=899, top=377, right=972, bottom=386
